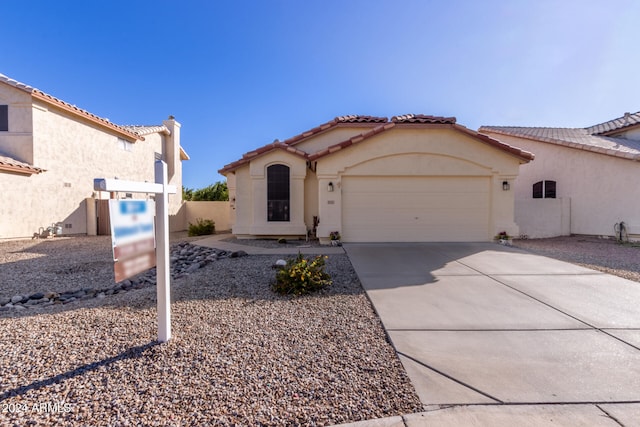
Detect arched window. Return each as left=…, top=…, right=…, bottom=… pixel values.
left=533, top=180, right=556, bottom=199
left=267, top=164, right=290, bottom=221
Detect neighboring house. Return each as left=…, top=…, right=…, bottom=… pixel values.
left=480, top=111, right=640, bottom=239
left=0, top=73, right=189, bottom=239
left=219, top=114, right=533, bottom=243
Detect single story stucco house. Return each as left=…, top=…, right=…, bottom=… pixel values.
left=219, top=114, right=534, bottom=243
left=0, top=73, right=189, bottom=239
left=480, top=111, right=640, bottom=240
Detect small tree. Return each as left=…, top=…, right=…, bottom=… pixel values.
left=182, top=181, right=228, bottom=201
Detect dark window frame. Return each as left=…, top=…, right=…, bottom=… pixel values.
left=0, top=105, right=8, bottom=131
left=533, top=180, right=556, bottom=199
left=267, top=164, right=290, bottom=222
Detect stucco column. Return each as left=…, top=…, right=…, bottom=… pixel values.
left=316, top=176, right=341, bottom=243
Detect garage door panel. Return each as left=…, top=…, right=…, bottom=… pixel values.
left=342, top=177, right=490, bottom=242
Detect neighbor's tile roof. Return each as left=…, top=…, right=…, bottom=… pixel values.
left=219, top=114, right=534, bottom=174
left=0, top=73, right=142, bottom=141
left=480, top=121, right=640, bottom=161
left=0, top=154, right=44, bottom=174
left=587, top=111, right=640, bottom=135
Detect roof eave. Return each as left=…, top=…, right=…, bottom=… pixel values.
left=180, top=147, right=190, bottom=161
left=218, top=143, right=308, bottom=175
left=0, top=164, right=44, bottom=175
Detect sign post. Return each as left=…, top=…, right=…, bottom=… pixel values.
left=94, top=160, right=176, bottom=343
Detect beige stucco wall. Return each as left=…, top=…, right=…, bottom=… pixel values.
left=483, top=132, right=640, bottom=237
left=232, top=150, right=307, bottom=237
left=228, top=126, right=526, bottom=242
left=184, top=201, right=231, bottom=232
left=0, top=89, right=184, bottom=239
left=314, top=127, right=523, bottom=240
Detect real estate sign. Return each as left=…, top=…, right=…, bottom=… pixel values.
left=109, top=199, right=156, bottom=282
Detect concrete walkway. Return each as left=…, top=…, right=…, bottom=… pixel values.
left=193, top=233, right=345, bottom=255
left=339, top=242, right=640, bottom=426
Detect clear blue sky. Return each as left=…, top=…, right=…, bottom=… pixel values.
left=2, top=0, right=638, bottom=189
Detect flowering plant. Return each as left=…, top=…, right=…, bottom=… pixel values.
left=494, top=231, right=513, bottom=245
left=329, top=231, right=341, bottom=241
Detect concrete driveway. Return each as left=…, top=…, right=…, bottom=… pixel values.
left=343, top=242, right=640, bottom=425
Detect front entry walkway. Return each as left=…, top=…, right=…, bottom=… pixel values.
left=342, top=242, right=640, bottom=426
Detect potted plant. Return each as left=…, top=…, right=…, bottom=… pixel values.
left=494, top=231, right=513, bottom=246
left=329, top=231, right=342, bottom=246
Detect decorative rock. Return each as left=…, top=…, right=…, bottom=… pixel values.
left=186, top=263, right=202, bottom=273
left=230, top=250, right=248, bottom=258
left=1, top=242, right=243, bottom=310
left=12, top=304, right=26, bottom=311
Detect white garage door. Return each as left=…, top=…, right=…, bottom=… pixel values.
left=342, top=176, right=490, bottom=242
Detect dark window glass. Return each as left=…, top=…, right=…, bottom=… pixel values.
left=267, top=164, right=290, bottom=221
left=532, top=181, right=543, bottom=198
left=533, top=180, right=556, bottom=199
left=544, top=180, right=556, bottom=198
left=0, top=105, right=7, bottom=131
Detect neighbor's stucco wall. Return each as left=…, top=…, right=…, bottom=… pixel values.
left=0, top=94, right=183, bottom=239
left=484, top=132, right=640, bottom=237
left=0, top=83, right=34, bottom=164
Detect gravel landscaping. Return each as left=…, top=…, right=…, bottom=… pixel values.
left=512, top=236, right=640, bottom=283
left=0, top=235, right=421, bottom=426
left=2, top=234, right=639, bottom=426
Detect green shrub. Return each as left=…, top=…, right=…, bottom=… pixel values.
left=188, top=218, right=215, bottom=236
left=273, top=252, right=332, bottom=296
left=277, top=237, right=287, bottom=244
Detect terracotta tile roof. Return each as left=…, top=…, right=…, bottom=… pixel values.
left=284, top=115, right=388, bottom=146
left=219, top=114, right=535, bottom=174
left=218, top=141, right=308, bottom=174
left=0, top=73, right=143, bottom=141
left=0, top=154, right=44, bottom=175
left=479, top=125, right=640, bottom=160
left=308, top=122, right=396, bottom=161
left=586, top=111, right=640, bottom=135
left=392, top=114, right=457, bottom=124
